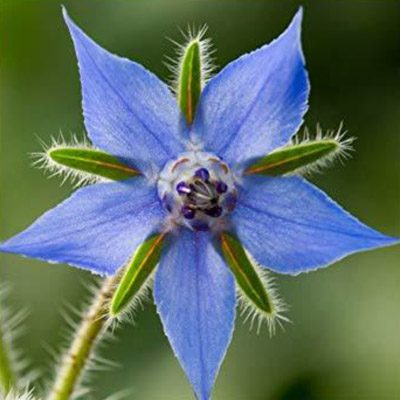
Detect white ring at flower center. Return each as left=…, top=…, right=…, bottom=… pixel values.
left=157, top=151, right=237, bottom=231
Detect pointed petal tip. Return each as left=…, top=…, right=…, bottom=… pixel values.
left=295, top=6, right=304, bottom=21
left=194, top=6, right=310, bottom=165
left=262, top=8, right=304, bottom=49
left=0, top=179, right=165, bottom=276
left=196, top=390, right=211, bottom=400
left=232, top=176, right=399, bottom=276
left=287, top=233, right=400, bottom=277
left=0, top=237, right=27, bottom=256
left=61, top=6, right=94, bottom=49
left=60, top=4, right=184, bottom=172
left=285, top=7, right=304, bottom=43
left=372, top=233, right=400, bottom=248
left=0, top=241, right=10, bottom=253
left=61, top=6, right=80, bottom=40
left=154, top=231, right=235, bottom=400
left=61, top=5, right=71, bottom=25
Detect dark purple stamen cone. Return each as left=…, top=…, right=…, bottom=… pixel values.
left=205, top=206, right=223, bottom=218
left=181, top=205, right=196, bottom=219
left=190, top=220, right=210, bottom=231
left=222, top=193, right=237, bottom=212
left=194, top=168, right=210, bottom=181
left=216, top=181, right=228, bottom=194
left=176, top=181, right=191, bottom=195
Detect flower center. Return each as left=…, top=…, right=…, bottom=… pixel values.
left=157, top=152, right=237, bottom=231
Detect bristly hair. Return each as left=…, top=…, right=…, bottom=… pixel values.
left=70, top=276, right=153, bottom=399
left=30, top=133, right=103, bottom=188
left=45, top=273, right=152, bottom=400
left=4, top=388, right=37, bottom=400
left=0, top=285, right=36, bottom=396
left=290, top=122, right=355, bottom=176
left=105, top=268, right=155, bottom=331
left=43, top=277, right=121, bottom=400
left=236, top=253, right=290, bottom=336
left=165, top=24, right=216, bottom=94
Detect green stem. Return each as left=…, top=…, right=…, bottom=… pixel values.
left=47, top=275, right=119, bottom=400
left=0, top=313, right=15, bottom=394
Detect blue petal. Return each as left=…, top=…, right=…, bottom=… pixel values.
left=154, top=229, right=236, bottom=400
left=232, top=176, right=398, bottom=275
left=0, top=178, right=164, bottom=275
left=193, top=8, right=309, bottom=166
left=63, top=8, right=184, bottom=173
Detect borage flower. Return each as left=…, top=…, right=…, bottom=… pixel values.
left=1, top=8, right=398, bottom=400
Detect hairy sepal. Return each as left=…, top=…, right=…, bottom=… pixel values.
left=178, top=40, right=202, bottom=124
left=48, top=148, right=139, bottom=181
left=166, top=25, right=215, bottom=124
left=110, top=233, right=165, bottom=318
left=32, top=135, right=140, bottom=187
left=245, top=124, right=354, bottom=176
left=220, top=233, right=287, bottom=334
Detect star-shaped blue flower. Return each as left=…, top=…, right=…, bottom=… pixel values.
left=1, top=8, right=397, bottom=400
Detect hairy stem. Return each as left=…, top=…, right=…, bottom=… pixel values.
left=0, top=312, right=15, bottom=394
left=47, top=275, right=119, bottom=400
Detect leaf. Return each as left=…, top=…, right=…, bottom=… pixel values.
left=220, top=232, right=273, bottom=314
left=178, top=40, right=202, bottom=125
left=48, top=148, right=140, bottom=180
left=245, top=139, right=339, bottom=176
left=110, top=233, right=165, bottom=317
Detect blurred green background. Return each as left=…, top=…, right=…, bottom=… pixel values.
left=1, top=1, right=400, bottom=399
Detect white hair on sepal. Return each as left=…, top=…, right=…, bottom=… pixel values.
left=105, top=268, right=156, bottom=331
left=30, top=132, right=105, bottom=188
left=290, top=121, right=355, bottom=176
left=236, top=253, right=290, bottom=336
left=164, top=24, right=217, bottom=94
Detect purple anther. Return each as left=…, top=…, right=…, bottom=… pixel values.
left=176, top=181, right=191, bottom=195
left=222, top=193, right=237, bottom=212
left=205, top=206, right=223, bottom=218
left=194, top=168, right=210, bottom=181
left=181, top=205, right=196, bottom=219
left=215, top=181, right=228, bottom=194
left=191, top=220, right=210, bottom=232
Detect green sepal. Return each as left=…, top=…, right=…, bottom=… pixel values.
left=110, top=233, right=165, bottom=317
left=220, top=232, right=273, bottom=314
left=245, top=139, right=339, bottom=176
left=178, top=40, right=202, bottom=125
left=48, top=148, right=140, bottom=180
